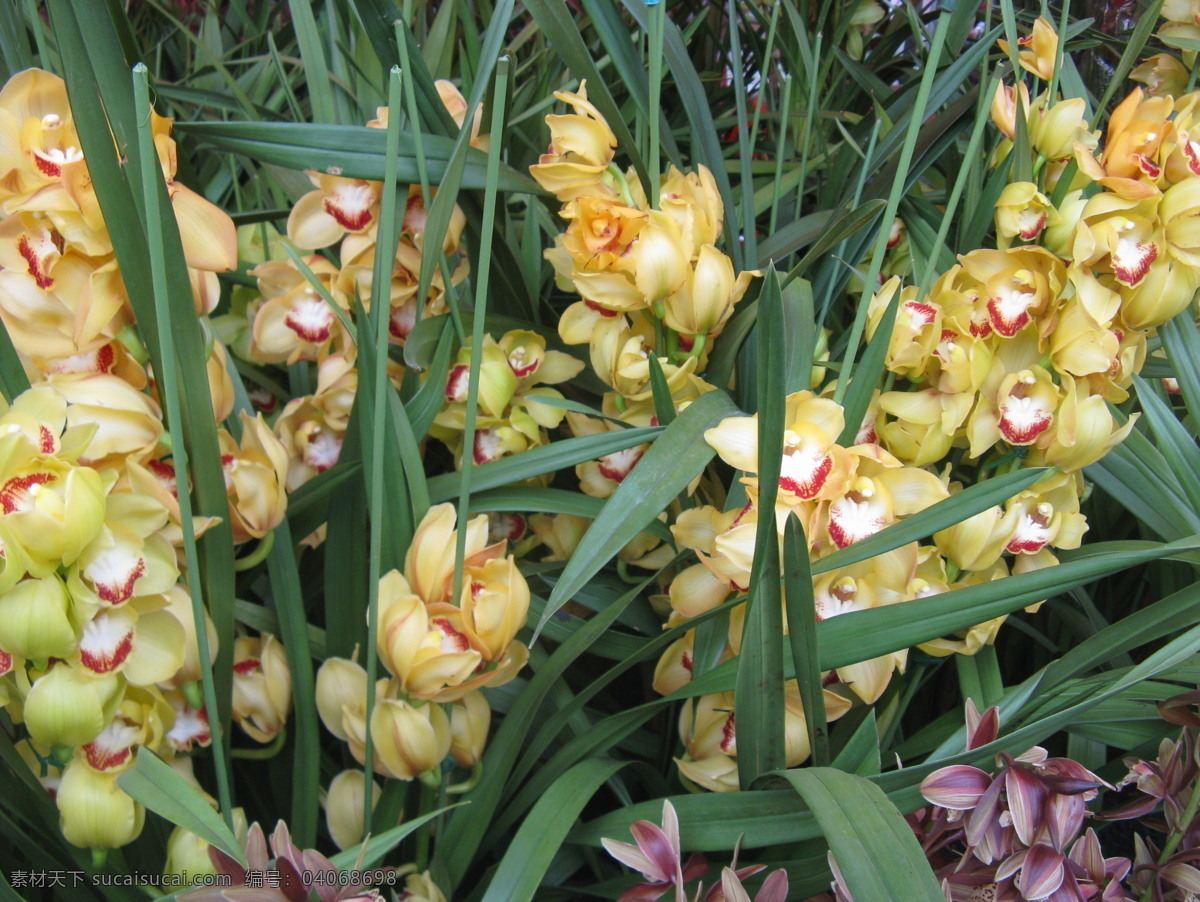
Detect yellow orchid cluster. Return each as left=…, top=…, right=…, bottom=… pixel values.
left=0, top=68, right=296, bottom=851
left=217, top=81, right=478, bottom=497
left=0, top=384, right=293, bottom=848
left=430, top=329, right=583, bottom=467
left=869, top=18, right=1200, bottom=563
left=315, top=503, right=529, bottom=785
left=529, top=80, right=756, bottom=505
left=652, top=392, right=969, bottom=791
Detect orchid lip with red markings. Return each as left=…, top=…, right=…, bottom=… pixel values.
left=322, top=182, right=376, bottom=231
left=284, top=295, right=336, bottom=343
left=79, top=611, right=135, bottom=673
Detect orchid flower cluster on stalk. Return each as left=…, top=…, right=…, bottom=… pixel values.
left=0, top=68, right=296, bottom=854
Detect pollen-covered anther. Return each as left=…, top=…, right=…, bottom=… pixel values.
left=0, top=473, right=55, bottom=514
left=998, top=376, right=1054, bottom=445
left=17, top=228, right=58, bottom=289
left=32, top=145, right=83, bottom=178
left=473, top=428, right=504, bottom=465
left=446, top=364, right=471, bottom=402
left=85, top=548, right=147, bottom=605
left=507, top=346, right=538, bottom=378
left=167, top=703, right=210, bottom=750
left=303, top=428, right=342, bottom=474
left=597, top=446, right=643, bottom=481
left=828, top=478, right=888, bottom=549
left=1112, top=237, right=1158, bottom=287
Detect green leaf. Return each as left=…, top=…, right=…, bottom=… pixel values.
left=767, top=769, right=944, bottom=902
left=737, top=267, right=787, bottom=785
left=535, top=390, right=741, bottom=638
left=427, top=427, right=664, bottom=501
left=776, top=199, right=887, bottom=281
left=1133, top=375, right=1200, bottom=509
left=464, top=486, right=673, bottom=542
left=177, top=121, right=540, bottom=192
left=286, top=0, right=334, bottom=122
left=646, top=353, right=676, bottom=426
left=1160, top=311, right=1200, bottom=425
left=330, top=804, right=464, bottom=870
left=831, top=709, right=881, bottom=776
left=117, top=750, right=244, bottom=864
left=265, top=517, right=320, bottom=845
left=784, top=514, right=829, bottom=765
left=479, top=760, right=630, bottom=902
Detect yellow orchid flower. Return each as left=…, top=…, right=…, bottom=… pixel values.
left=998, top=17, right=1059, bottom=81
left=363, top=693, right=451, bottom=780
left=216, top=412, right=290, bottom=544
left=529, top=80, right=619, bottom=201
left=250, top=256, right=352, bottom=364
left=995, top=182, right=1053, bottom=247
left=231, top=633, right=292, bottom=743
left=287, top=171, right=381, bottom=250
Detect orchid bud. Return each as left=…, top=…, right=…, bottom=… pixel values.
left=57, top=758, right=144, bottom=849
left=448, top=690, right=490, bottom=767
left=324, top=769, right=381, bottom=851
left=316, top=657, right=367, bottom=742
left=0, top=576, right=76, bottom=662
left=632, top=211, right=688, bottom=303
left=368, top=698, right=451, bottom=780
left=165, top=809, right=247, bottom=880
left=399, top=872, right=448, bottom=902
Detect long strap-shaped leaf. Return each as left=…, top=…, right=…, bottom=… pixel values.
left=572, top=615, right=1200, bottom=853
left=478, top=759, right=631, bottom=902
left=116, top=750, right=244, bottom=865
left=771, top=768, right=944, bottom=902
left=534, top=389, right=742, bottom=639
left=737, top=267, right=787, bottom=785
left=178, top=121, right=539, bottom=191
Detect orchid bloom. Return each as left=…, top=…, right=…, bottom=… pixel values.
left=601, top=800, right=708, bottom=902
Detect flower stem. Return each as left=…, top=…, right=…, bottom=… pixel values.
left=233, top=530, right=275, bottom=571
left=230, top=729, right=287, bottom=760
